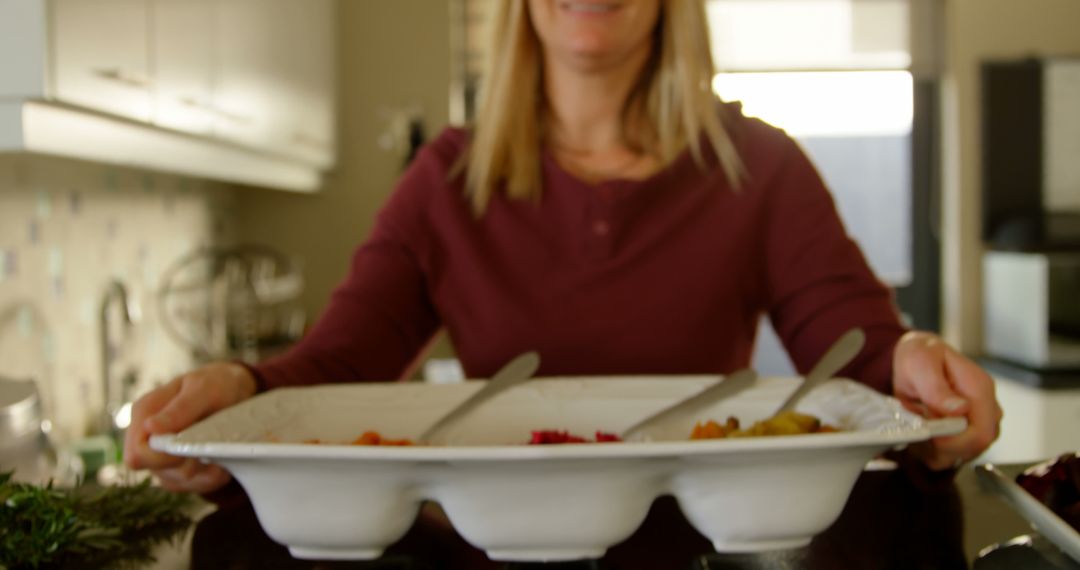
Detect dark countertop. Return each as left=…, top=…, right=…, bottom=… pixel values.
left=181, top=453, right=1079, bottom=570
left=978, top=357, right=1080, bottom=390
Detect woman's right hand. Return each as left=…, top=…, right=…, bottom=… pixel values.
left=123, top=362, right=258, bottom=493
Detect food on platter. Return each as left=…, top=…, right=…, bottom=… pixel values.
left=289, top=430, right=624, bottom=446
left=1016, top=452, right=1080, bottom=532
left=284, top=412, right=838, bottom=447
left=300, top=431, right=415, bottom=446
left=528, top=430, right=622, bottom=444
left=691, top=411, right=839, bottom=440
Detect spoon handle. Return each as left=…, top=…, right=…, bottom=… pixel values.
left=775, top=328, right=865, bottom=414
left=621, top=368, right=757, bottom=441
left=417, top=351, right=540, bottom=445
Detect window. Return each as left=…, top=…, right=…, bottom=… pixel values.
left=708, top=0, right=914, bottom=286
left=705, top=0, right=923, bottom=373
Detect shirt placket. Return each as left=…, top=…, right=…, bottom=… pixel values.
left=586, top=183, right=617, bottom=260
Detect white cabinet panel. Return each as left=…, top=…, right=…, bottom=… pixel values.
left=211, top=0, right=281, bottom=151
left=0, top=0, right=48, bottom=98
left=1045, top=60, right=1080, bottom=212
left=980, top=377, right=1080, bottom=464
left=153, top=0, right=215, bottom=135
left=4, top=0, right=336, bottom=191
left=50, top=0, right=154, bottom=122
left=211, top=0, right=336, bottom=165
left=273, top=0, right=336, bottom=167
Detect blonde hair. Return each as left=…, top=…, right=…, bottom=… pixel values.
left=465, top=0, right=743, bottom=215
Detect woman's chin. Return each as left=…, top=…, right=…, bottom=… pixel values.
left=551, top=43, right=635, bottom=71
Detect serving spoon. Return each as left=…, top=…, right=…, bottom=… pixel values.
left=770, top=328, right=968, bottom=441
left=773, top=327, right=866, bottom=414
left=620, top=328, right=866, bottom=442
left=416, top=351, right=541, bottom=445
left=620, top=368, right=758, bottom=441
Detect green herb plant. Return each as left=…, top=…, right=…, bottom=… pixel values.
left=0, top=471, right=194, bottom=570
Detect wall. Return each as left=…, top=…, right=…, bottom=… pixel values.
left=941, top=0, right=1080, bottom=352
left=234, top=0, right=451, bottom=341
left=0, top=154, right=234, bottom=441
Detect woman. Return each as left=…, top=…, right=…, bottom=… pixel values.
left=126, top=0, right=1001, bottom=495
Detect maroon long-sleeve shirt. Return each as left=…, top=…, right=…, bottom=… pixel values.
left=254, top=107, right=907, bottom=395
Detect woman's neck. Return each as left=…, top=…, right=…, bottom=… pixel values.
left=541, top=45, right=652, bottom=153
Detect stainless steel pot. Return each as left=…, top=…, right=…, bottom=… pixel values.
left=0, top=375, right=54, bottom=482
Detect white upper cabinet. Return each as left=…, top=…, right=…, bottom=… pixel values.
left=51, top=0, right=154, bottom=122
left=212, top=0, right=281, bottom=151
left=211, top=0, right=336, bottom=167
left=0, top=0, right=336, bottom=192
left=272, top=0, right=336, bottom=167
left=152, top=0, right=216, bottom=135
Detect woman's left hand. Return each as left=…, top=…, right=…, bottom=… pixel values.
left=891, top=331, right=1003, bottom=470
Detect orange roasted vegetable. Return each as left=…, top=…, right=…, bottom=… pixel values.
left=690, top=417, right=740, bottom=439
left=288, top=431, right=415, bottom=446
left=351, top=431, right=414, bottom=446
left=691, top=411, right=838, bottom=440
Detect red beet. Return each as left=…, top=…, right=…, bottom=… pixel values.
left=1017, top=453, right=1080, bottom=531
left=528, top=430, right=623, bottom=444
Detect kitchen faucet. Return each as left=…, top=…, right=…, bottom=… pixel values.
left=99, top=280, right=137, bottom=440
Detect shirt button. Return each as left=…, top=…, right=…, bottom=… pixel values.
left=592, top=220, right=610, bottom=236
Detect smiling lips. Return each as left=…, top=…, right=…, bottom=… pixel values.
left=560, top=1, right=621, bottom=14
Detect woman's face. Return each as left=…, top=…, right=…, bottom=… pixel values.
left=528, top=0, right=661, bottom=72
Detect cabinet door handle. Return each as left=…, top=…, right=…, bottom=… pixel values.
left=176, top=98, right=253, bottom=125
left=211, top=107, right=254, bottom=125
left=179, top=96, right=213, bottom=110
left=291, top=131, right=328, bottom=150
left=93, top=67, right=153, bottom=89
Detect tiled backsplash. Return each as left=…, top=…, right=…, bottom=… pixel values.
left=0, top=154, right=235, bottom=442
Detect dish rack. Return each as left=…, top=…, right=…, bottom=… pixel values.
left=157, top=244, right=306, bottom=364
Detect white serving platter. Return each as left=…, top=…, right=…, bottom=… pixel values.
left=976, top=462, right=1080, bottom=564
left=151, top=375, right=964, bottom=562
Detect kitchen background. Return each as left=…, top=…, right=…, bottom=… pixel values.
left=0, top=154, right=235, bottom=443
left=1, top=0, right=1079, bottom=476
